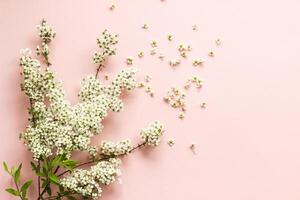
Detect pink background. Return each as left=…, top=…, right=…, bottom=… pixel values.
left=1, top=0, right=300, bottom=199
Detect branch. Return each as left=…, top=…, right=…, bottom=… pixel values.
left=37, top=161, right=41, bottom=199
left=58, top=141, right=147, bottom=177
left=95, top=63, right=103, bottom=78
left=37, top=142, right=147, bottom=200
left=13, top=180, right=22, bottom=200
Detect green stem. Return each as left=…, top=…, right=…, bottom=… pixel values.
left=12, top=178, right=22, bottom=200
left=37, top=142, right=147, bottom=199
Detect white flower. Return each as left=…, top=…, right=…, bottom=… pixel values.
left=19, top=22, right=165, bottom=200
left=37, top=19, right=56, bottom=43
left=20, top=55, right=138, bottom=160
left=93, top=29, right=118, bottom=68
left=61, top=158, right=121, bottom=199
left=100, top=139, right=131, bottom=156
left=140, top=121, right=164, bottom=146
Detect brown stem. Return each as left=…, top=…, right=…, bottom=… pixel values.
left=37, top=142, right=147, bottom=200
left=95, top=64, right=102, bottom=78
left=129, top=141, right=147, bottom=153
left=57, top=141, right=147, bottom=177
left=13, top=180, right=22, bottom=200
left=38, top=161, right=41, bottom=198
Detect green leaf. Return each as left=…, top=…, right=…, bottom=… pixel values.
left=37, top=171, right=45, bottom=177
left=3, top=162, right=9, bottom=174
left=62, top=160, right=77, bottom=170
left=46, top=186, right=52, bottom=196
left=20, top=180, right=32, bottom=192
left=14, top=164, right=22, bottom=183
left=59, top=185, right=65, bottom=193
left=42, top=165, right=47, bottom=176
left=43, top=160, right=48, bottom=172
left=49, top=172, right=60, bottom=185
left=11, top=166, right=17, bottom=176
left=21, top=190, right=27, bottom=199
left=5, top=188, right=19, bottom=196
left=51, top=156, right=61, bottom=167
left=30, top=162, right=37, bottom=172
left=41, top=178, right=47, bottom=188
left=66, top=196, right=76, bottom=200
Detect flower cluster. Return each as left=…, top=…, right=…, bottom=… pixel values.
left=61, top=120, right=163, bottom=198
left=37, top=19, right=56, bottom=43
left=163, top=87, right=186, bottom=110
left=20, top=56, right=45, bottom=101
left=20, top=52, right=138, bottom=159
left=93, top=30, right=118, bottom=67
left=60, top=158, right=121, bottom=199
left=36, top=20, right=56, bottom=65
left=15, top=20, right=165, bottom=200
left=100, top=139, right=132, bottom=156
left=140, top=121, right=164, bottom=146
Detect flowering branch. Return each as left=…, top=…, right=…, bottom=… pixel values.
left=36, top=19, right=56, bottom=66
left=4, top=20, right=164, bottom=200
left=93, top=30, right=118, bottom=78
left=58, top=141, right=147, bottom=177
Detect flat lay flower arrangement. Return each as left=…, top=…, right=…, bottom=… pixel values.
left=3, top=20, right=164, bottom=200
left=3, top=6, right=221, bottom=197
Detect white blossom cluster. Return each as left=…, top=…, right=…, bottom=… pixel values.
left=93, top=30, right=118, bottom=66
left=37, top=19, right=56, bottom=43
left=19, top=21, right=165, bottom=200
left=140, top=121, right=164, bottom=146
left=60, top=158, right=121, bottom=199
left=100, top=139, right=131, bottom=156
left=20, top=52, right=138, bottom=160
left=61, top=121, right=163, bottom=198
left=36, top=20, right=56, bottom=64
left=20, top=56, right=48, bottom=101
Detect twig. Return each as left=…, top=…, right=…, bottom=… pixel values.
left=13, top=179, right=22, bottom=200
left=95, top=64, right=103, bottom=78
left=57, top=141, right=147, bottom=177
left=37, top=161, right=41, bottom=199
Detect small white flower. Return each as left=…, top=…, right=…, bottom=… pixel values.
left=140, top=121, right=164, bottom=146
left=142, top=24, right=148, bottom=29
left=167, top=139, right=175, bottom=147
left=20, top=48, right=32, bottom=56
left=215, top=38, right=221, bottom=46
left=126, top=57, right=133, bottom=65
left=169, top=59, right=181, bottom=67
left=192, top=58, right=204, bottom=66
left=208, top=51, right=215, bottom=57
left=138, top=51, right=144, bottom=58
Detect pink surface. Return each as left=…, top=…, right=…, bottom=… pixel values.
left=1, top=0, right=300, bottom=199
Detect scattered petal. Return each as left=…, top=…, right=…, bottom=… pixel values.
left=126, top=57, right=133, bottom=65
left=167, top=139, right=175, bottom=147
